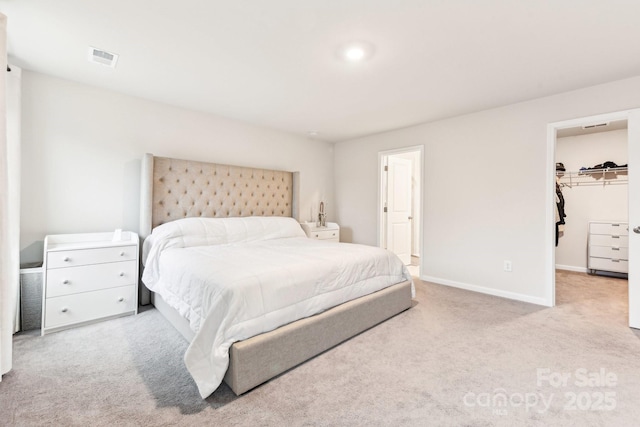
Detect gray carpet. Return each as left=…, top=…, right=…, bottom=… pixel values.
left=2, top=273, right=640, bottom=426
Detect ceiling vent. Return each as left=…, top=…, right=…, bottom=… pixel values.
left=582, top=122, right=609, bottom=130
left=87, top=47, right=119, bottom=68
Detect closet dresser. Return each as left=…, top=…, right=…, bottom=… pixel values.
left=42, top=231, right=139, bottom=335
left=587, top=221, right=628, bottom=275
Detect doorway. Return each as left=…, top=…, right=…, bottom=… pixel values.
left=378, top=146, right=424, bottom=277
left=554, top=120, right=628, bottom=274
left=554, top=120, right=629, bottom=322
left=547, top=109, right=640, bottom=328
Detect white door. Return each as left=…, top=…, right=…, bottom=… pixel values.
left=386, top=156, right=412, bottom=265
left=628, top=110, right=640, bottom=328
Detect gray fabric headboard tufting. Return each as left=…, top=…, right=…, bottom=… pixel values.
left=139, top=153, right=300, bottom=238
left=138, top=153, right=300, bottom=305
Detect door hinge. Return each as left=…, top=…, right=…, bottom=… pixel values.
left=383, top=207, right=388, bottom=213
left=384, top=165, right=388, bottom=172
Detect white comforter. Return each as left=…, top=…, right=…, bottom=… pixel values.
left=142, top=217, right=413, bottom=398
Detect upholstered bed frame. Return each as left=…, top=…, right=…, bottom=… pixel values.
left=139, top=153, right=412, bottom=395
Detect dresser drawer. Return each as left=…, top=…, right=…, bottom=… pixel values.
left=589, top=234, right=628, bottom=248
left=310, top=229, right=340, bottom=241
left=47, top=245, right=137, bottom=269
left=44, top=285, right=136, bottom=329
left=589, top=222, right=628, bottom=236
left=46, top=260, right=137, bottom=298
left=588, top=257, right=629, bottom=273
left=589, top=246, right=628, bottom=260
left=301, top=222, right=340, bottom=242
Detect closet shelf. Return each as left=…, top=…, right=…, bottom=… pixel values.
left=556, top=167, right=628, bottom=187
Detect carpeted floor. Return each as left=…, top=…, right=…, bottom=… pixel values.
left=2, top=272, right=640, bottom=426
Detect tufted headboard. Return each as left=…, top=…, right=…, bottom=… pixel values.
left=139, top=153, right=300, bottom=238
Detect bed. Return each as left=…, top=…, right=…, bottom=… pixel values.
left=139, top=154, right=413, bottom=398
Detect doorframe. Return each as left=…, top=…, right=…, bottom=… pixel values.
left=377, top=145, right=424, bottom=272
left=546, top=109, right=640, bottom=328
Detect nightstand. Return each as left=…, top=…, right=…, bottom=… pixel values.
left=42, top=231, right=139, bottom=335
left=300, top=222, right=340, bottom=242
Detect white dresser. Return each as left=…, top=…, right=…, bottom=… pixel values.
left=300, top=222, right=340, bottom=242
left=587, top=221, right=629, bottom=274
left=42, top=231, right=139, bottom=335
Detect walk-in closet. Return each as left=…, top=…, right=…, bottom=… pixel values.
left=555, top=120, right=628, bottom=275
left=554, top=120, right=629, bottom=313
left=556, top=120, right=629, bottom=288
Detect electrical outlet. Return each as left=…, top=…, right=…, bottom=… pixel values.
left=504, top=260, right=512, bottom=272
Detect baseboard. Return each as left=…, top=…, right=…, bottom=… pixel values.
left=420, top=275, right=550, bottom=307
left=555, top=264, right=588, bottom=273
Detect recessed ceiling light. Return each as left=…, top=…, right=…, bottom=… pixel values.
left=338, top=42, right=374, bottom=63
left=307, top=130, right=320, bottom=138
left=345, top=47, right=365, bottom=61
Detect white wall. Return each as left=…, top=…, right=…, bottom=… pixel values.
left=20, top=71, right=334, bottom=263
left=334, top=76, right=640, bottom=305
left=555, top=129, right=628, bottom=271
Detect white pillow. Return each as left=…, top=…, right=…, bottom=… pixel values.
left=143, top=216, right=304, bottom=260
left=142, top=216, right=306, bottom=284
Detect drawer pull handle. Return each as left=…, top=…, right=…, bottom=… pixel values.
left=61, top=307, right=68, bottom=313
left=119, top=272, right=125, bottom=277
left=612, top=259, right=620, bottom=263
left=314, top=234, right=319, bottom=237
left=612, top=235, right=620, bottom=239
left=120, top=251, right=125, bottom=256
left=612, top=224, right=620, bottom=227
left=118, top=297, right=124, bottom=302
left=63, top=257, right=70, bottom=262
left=612, top=247, right=620, bottom=251
left=62, top=279, right=70, bottom=284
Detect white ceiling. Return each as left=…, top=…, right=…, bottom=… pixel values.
left=2, top=0, right=640, bottom=142
left=557, top=119, right=628, bottom=138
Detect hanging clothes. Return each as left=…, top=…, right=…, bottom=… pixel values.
left=555, top=176, right=566, bottom=246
